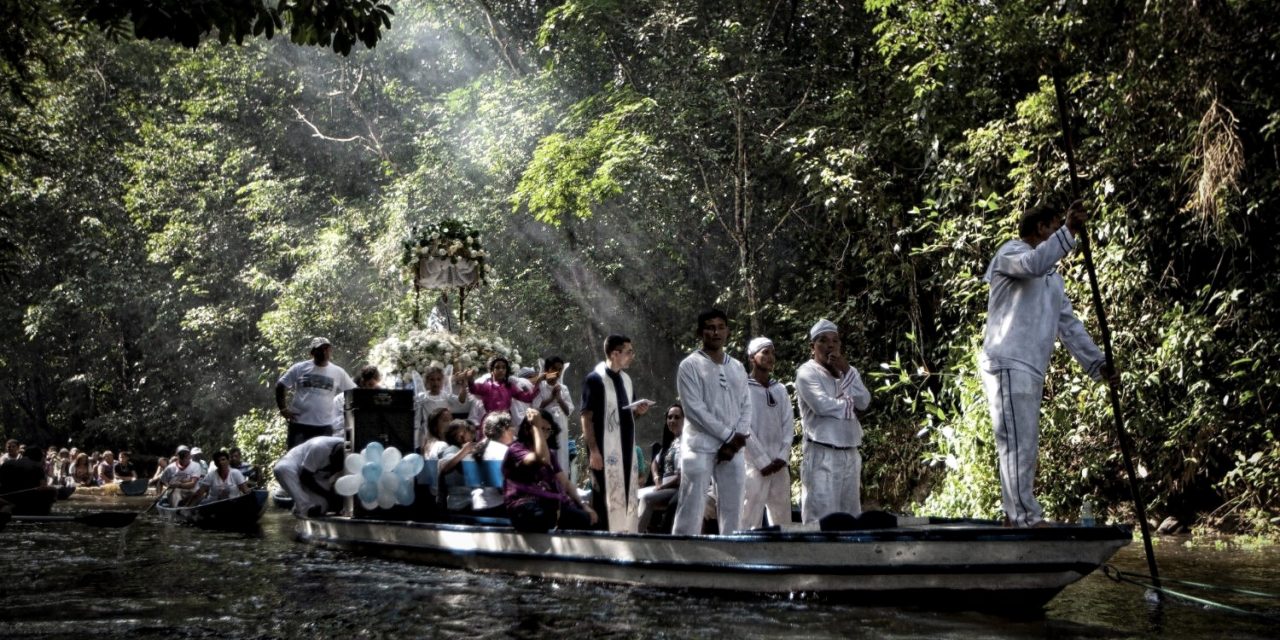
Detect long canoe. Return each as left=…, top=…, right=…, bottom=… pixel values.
left=296, top=515, right=1131, bottom=609
left=0, top=486, right=57, bottom=516
left=118, top=477, right=150, bottom=496
left=156, top=489, right=268, bottom=531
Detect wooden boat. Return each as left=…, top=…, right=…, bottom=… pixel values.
left=296, top=515, right=1132, bottom=609
left=0, top=486, right=57, bottom=516
left=156, top=489, right=268, bottom=531
left=117, top=478, right=149, bottom=496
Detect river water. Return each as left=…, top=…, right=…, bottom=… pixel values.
left=2, top=496, right=1276, bottom=639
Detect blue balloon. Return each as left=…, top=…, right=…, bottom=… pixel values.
left=363, top=441, right=385, bottom=461
left=361, top=460, right=383, bottom=483
left=395, top=479, right=415, bottom=505
left=357, top=481, right=379, bottom=504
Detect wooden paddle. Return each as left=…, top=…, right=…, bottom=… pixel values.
left=12, top=511, right=139, bottom=528
left=1052, top=65, right=1161, bottom=590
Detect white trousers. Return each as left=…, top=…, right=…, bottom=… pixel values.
left=274, top=459, right=326, bottom=517
left=741, top=466, right=791, bottom=530
left=800, top=442, right=861, bottom=523
left=637, top=485, right=677, bottom=532
left=981, top=368, right=1046, bottom=527
left=672, top=448, right=744, bottom=535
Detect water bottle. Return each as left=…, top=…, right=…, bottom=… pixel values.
left=1081, top=497, right=1096, bottom=527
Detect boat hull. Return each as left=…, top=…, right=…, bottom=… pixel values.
left=297, top=517, right=1130, bottom=607
left=157, top=489, right=268, bottom=531
left=118, top=478, right=149, bottom=496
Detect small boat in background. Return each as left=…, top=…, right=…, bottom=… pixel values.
left=56, top=485, right=76, bottom=500
left=117, top=478, right=149, bottom=496
left=271, top=490, right=294, bottom=510
left=156, top=489, right=268, bottom=531
left=0, top=486, right=57, bottom=516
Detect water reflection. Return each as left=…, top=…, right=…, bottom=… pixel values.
left=2, top=497, right=1276, bottom=638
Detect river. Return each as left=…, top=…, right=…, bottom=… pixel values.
left=2, top=496, right=1276, bottom=639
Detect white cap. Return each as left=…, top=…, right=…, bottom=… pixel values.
left=809, top=319, right=838, bottom=341
left=747, top=337, right=774, bottom=357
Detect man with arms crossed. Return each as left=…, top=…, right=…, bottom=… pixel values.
left=795, top=319, right=871, bottom=524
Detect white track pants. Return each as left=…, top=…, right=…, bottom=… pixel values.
left=981, top=368, right=1046, bottom=527
left=274, top=459, right=326, bottom=517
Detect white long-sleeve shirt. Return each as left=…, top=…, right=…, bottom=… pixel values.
left=795, top=361, right=870, bottom=448
left=677, top=350, right=753, bottom=454
left=980, top=225, right=1105, bottom=379
left=532, top=380, right=575, bottom=429
left=744, top=378, right=793, bottom=471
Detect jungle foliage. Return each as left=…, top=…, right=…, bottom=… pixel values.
left=0, top=0, right=1276, bottom=533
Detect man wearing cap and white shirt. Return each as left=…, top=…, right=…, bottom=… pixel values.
left=740, top=337, right=794, bottom=530
left=795, top=319, right=871, bottom=523
left=159, top=446, right=204, bottom=506
left=673, top=309, right=752, bottom=535
left=276, top=337, right=357, bottom=449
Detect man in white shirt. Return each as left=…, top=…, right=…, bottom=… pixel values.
left=673, top=309, right=752, bottom=535
left=740, top=337, right=794, bottom=530
left=795, top=319, right=871, bottom=523
left=980, top=202, right=1115, bottom=527
left=276, top=337, right=356, bottom=449
left=273, top=436, right=347, bottom=518
left=159, top=446, right=204, bottom=507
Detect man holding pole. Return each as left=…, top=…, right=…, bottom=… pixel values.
left=980, top=201, right=1116, bottom=528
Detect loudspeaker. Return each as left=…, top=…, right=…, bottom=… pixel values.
left=349, top=388, right=423, bottom=520
left=351, top=388, right=415, bottom=454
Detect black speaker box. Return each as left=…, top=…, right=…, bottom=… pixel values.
left=349, top=388, right=424, bottom=520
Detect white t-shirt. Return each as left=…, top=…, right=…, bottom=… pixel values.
left=160, top=461, right=204, bottom=487
left=278, top=361, right=356, bottom=426
left=198, top=468, right=246, bottom=502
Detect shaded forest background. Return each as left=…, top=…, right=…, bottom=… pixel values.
left=1, top=0, right=1276, bottom=533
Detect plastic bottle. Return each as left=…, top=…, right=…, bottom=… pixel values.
left=1081, top=497, right=1096, bottom=527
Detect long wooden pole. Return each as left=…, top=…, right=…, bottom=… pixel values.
left=1051, top=70, right=1161, bottom=590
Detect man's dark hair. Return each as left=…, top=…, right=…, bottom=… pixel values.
left=696, top=309, right=729, bottom=332
left=1018, top=203, right=1061, bottom=239
left=213, top=450, right=230, bottom=463
left=603, top=334, right=632, bottom=357
left=543, top=355, right=565, bottom=371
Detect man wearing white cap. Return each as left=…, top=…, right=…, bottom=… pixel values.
left=673, top=309, right=752, bottom=535
left=980, top=202, right=1115, bottom=527
left=740, top=337, right=794, bottom=530
left=795, top=319, right=871, bottom=523
left=276, top=337, right=356, bottom=449
left=158, top=445, right=203, bottom=506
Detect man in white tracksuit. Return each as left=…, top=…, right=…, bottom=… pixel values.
left=980, top=201, right=1114, bottom=528
left=273, top=436, right=347, bottom=518
left=673, top=309, right=753, bottom=535
left=795, top=319, right=871, bottom=524
left=740, top=337, right=794, bottom=530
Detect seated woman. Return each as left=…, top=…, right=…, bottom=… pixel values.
left=187, top=450, right=251, bottom=505
left=415, top=366, right=472, bottom=450
left=463, top=356, right=542, bottom=433
left=471, top=412, right=516, bottom=517
left=503, top=408, right=596, bottom=533
left=420, top=407, right=452, bottom=461
left=638, top=403, right=685, bottom=533
left=437, top=419, right=479, bottom=511
left=149, top=456, right=169, bottom=494
left=70, top=452, right=93, bottom=487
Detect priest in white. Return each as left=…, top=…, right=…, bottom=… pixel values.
left=795, top=319, right=871, bottom=523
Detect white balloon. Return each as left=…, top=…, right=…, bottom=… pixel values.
left=359, top=497, right=379, bottom=510
left=381, top=446, right=402, bottom=469
left=334, top=474, right=363, bottom=497
left=378, top=471, right=399, bottom=493
left=376, top=486, right=397, bottom=509
left=344, top=453, right=365, bottom=476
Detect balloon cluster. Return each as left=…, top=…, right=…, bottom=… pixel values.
left=334, top=442, right=424, bottom=510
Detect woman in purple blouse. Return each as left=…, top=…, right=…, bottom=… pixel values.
left=503, top=409, right=595, bottom=532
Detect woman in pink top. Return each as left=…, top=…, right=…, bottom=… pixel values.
left=464, top=356, right=542, bottom=431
